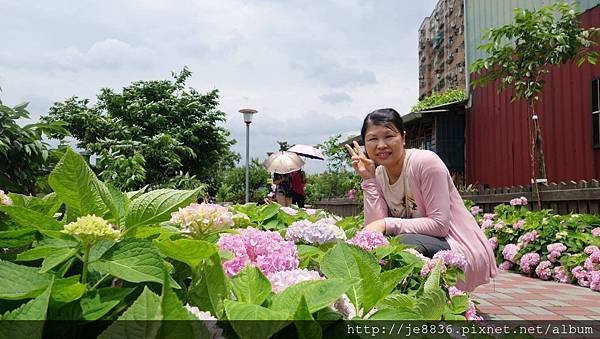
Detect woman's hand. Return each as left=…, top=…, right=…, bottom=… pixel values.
left=364, top=219, right=386, bottom=233
left=345, top=141, right=376, bottom=180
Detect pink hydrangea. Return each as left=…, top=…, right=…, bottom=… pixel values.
left=346, top=189, right=357, bottom=200
left=494, top=221, right=505, bottom=231
left=547, top=243, right=567, bottom=263
left=170, top=203, right=234, bottom=236
left=267, top=269, right=323, bottom=293
left=584, top=246, right=599, bottom=255
left=572, top=266, right=590, bottom=287
left=420, top=258, right=446, bottom=276
left=498, top=261, right=513, bottom=270
left=583, top=251, right=600, bottom=272
left=280, top=206, right=298, bottom=216
left=502, top=244, right=521, bottom=263
left=217, top=227, right=299, bottom=276
left=510, top=196, right=528, bottom=206
left=553, top=266, right=569, bottom=283
left=483, top=213, right=496, bottom=221
left=285, top=220, right=346, bottom=245
left=519, top=230, right=539, bottom=247
left=347, top=230, right=389, bottom=251
left=465, top=301, right=483, bottom=321
left=592, top=228, right=600, bottom=237
left=433, top=250, right=467, bottom=271
left=512, top=220, right=525, bottom=230
left=488, top=237, right=497, bottom=250
left=535, top=260, right=552, bottom=280
left=448, top=286, right=465, bottom=297
left=481, top=219, right=494, bottom=230
left=470, top=206, right=482, bottom=216
left=519, top=252, right=540, bottom=274
left=590, top=271, right=600, bottom=292
left=0, top=190, right=12, bottom=206
left=303, top=208, right=317, bottom=216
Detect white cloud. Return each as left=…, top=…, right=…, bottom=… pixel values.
left=0, top=0, right=440, bottom=174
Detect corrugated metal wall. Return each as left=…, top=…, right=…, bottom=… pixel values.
left=464, top=0, right=599, bottom=70
left=466, top=6, right=600, bottom=187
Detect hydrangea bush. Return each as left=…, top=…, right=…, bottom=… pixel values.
left=0, top=148, right=485, bottom=338
left=471, top=199, right=600, bottom=292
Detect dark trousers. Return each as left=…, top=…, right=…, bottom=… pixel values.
left=292, top=192, right=305, bottom=208
left=398, top=233, right=450, bottom=258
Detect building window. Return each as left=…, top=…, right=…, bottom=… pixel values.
left=593, top=78, right=600, bottom=147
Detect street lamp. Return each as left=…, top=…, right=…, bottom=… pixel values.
left=239, top=108, right=258, bottom=203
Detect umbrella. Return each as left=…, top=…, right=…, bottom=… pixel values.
left=287, top=144, right=325, bottom=160
left=263, top=151, right=305, bottom=174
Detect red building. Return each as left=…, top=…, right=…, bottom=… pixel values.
left=465, top=6, right=600, bottom=187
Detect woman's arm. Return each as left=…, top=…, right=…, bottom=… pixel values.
left=361, top=178, right=389, bottom=225
left=384, top=153, right=451, bottom=238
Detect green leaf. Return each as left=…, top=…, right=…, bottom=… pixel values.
left=80, top=287, right=135, bottom=320
left=293, top=295, right=322, bottom=339
left=154, top=238, right=217, bottom=270
left=379, top=292, right=415, bottom=309
left=125, top=188, right=202, bottom=229
left=224, top=300, right=289, bottom=339
left=108, top=185, right=129, bottom=228
left=379, top=264, right=414, bottom=297
left=258, top=203, right=280, bottom=222
left=0, top=229, right=37, bottom=248
left=449, top=294, right=469, bottom=314
left=40, top=247, right=78, bottom=273
left=368, top=307, right=420, bottom=320
left=17, top=238, right=78, bottom=262
left=319, top=243, right=363, bottom=310
left=0, top=280, right=51, bottom=339
left=160, top=279, right=192, bottom=320
left=98, top=287, right=161, bottom=339
left=7, top=192, right=62, bottom=217
left=189, top=253, right=230, bottom=318
left=231, top=266, right=272, bottom=305
left=50, top=275, right=86, bottom=304
left=48, top=148, right=117, bottom=220
left=413, top=289, right=447, bottom=320
left=158, top=275, right=211, bottom=338
left=89, top=239, right=175, bottom=287
left=0, top=261, right=50, bottom=300
left=424, top=262, right=442, bottom=293
left=1, top=278, right=52, bottom=320
left=270, top=279, right=349, bottom=315
left=353, top=252, right=382, bottom=313
left=0, top=205, right=63, bottom=231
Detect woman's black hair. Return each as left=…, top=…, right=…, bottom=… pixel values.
left=360, top=108, right=405, bottom=143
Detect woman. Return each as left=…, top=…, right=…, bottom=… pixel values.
left=273, top=172, right=292, bottom=207
left=345, top=108, right=496, bottom=291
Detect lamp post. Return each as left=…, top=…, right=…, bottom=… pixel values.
left=239, top=108, right=258, bottom=204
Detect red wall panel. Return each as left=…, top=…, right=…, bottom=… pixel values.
left=466, top=6, right=600, bottom=187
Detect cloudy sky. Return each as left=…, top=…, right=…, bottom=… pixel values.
left=0, top=0, right=437, bottom=173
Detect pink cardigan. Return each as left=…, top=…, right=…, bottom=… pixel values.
left=361, top=149, right=497, bottom=291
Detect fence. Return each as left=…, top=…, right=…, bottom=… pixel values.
left=314, top=180, right=600, bottom=217
left=312, top=198, right=362, bottom=217
left=460, top=180, right=600, bottom=214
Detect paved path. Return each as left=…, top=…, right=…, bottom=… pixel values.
left=472, top=271, right=600, bottom=321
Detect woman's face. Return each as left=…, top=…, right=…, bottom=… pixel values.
left=364, top=122, right=405, bottom=166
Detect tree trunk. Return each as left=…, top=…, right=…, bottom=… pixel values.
left=529, top=107, right=541, bottom=210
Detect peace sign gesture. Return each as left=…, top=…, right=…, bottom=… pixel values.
left=345, top=141, right=376, bottom=180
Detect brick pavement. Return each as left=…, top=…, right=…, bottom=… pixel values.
left=472, top=271, right=600, bottom=320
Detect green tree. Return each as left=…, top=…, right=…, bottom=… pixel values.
left=216, top=158, right=270, bottom=203
left=43, top=68, right=240, bottom=193
left=0, top=94, right=68, bottom=194
left=470, top=2, right=599, bottom=206
left=276, top=140, right=291, bottom=151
